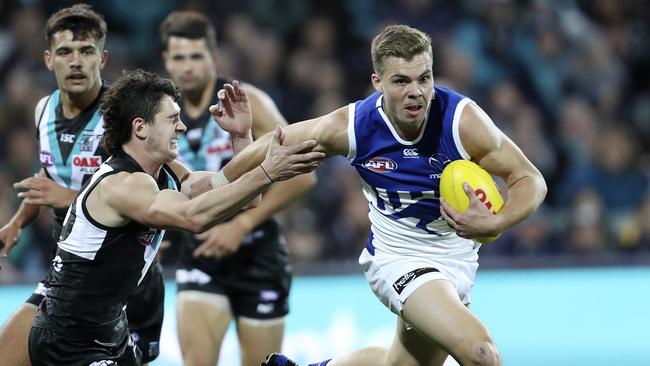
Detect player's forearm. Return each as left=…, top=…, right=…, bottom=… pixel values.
left=51, top=187, right=78, bottom=209
left=8, top=201, right=41, bottom=228
left=185, top=166, right=272, bottom=232
left=231, top=130, right=253, bottom=156
left=495, top=173, right=547, bottom=232
left=234, top=171, right=316, bottom=230
left=223, top=132, right=272, bottom=181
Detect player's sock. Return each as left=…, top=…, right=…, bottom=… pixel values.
left=307, top=360, right=331, bottom=366
left=261, top=353, right=300, bottom=366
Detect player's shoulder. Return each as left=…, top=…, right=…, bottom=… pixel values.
left=34, top=95, right=52, bottom=127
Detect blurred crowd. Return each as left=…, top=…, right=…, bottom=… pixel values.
left=1, top=0, right=649, bottom=281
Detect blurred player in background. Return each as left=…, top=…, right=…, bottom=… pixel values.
left=219, top=25, right=547, bottom=366
left=159, top=11, right=316, bottom=366
left=0, top=4, right=162, bottom=365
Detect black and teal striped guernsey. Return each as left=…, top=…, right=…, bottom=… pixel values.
left=37, top=84, right=109, bottom=240
left=34, top=150, right=180, bottom=330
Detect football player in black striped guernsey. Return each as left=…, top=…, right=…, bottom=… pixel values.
left=26, top=70, right=324, bottom=366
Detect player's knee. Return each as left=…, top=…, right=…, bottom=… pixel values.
left=463, top=338, right=501, bottom=366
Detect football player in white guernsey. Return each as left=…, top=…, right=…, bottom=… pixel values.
left=0, top=5, right=109, bottom=366
left=219, top=25, right=547, bottom=366
left=27, top=70, right=324, bottom=366
left=160, top=11, right=316, bottom=366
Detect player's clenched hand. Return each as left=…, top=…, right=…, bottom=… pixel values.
left=260, top=127, right=325, bottom=182
left=440, top=183, right=500, bottom=239
left=14, top=173, right=76, bottom=209
left=0, top=222, right=21, bottom=256
left=192, top=219, right=248, bottom=258
left=209, top=80, right=252, bottom=138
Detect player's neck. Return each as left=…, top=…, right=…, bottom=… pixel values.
left=183, top=80, right=215, bottom=119
left=385, top=110, right=424, bottom=141
left=60, top=81, right=102, bottom=119
left=122, top=144, right=163, bottom=180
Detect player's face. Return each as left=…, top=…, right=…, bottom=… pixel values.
left=163, top=36, right=216, bottom=94
left=372, top=52, right=434, bottom=136
left=147, top=96, right=187, bottom=162
left=44, top=30, right=106, bottom=96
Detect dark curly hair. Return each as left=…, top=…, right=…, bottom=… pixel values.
left=100, top=69, right=181, bottom=155
left=46, top=4, right=107, bottom=49
left=160, top=11, right=217, bottom=52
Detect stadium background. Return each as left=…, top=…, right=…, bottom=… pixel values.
left=0, top=0, right=649, bottom=364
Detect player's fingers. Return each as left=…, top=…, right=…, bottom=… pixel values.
left=293, top=151, right=326, bottom=164
left=233, top=80, right=248, bottom=103
left=14, top=178, right=34, bottom=189
left=224, top=83, right=236, bottom=101
left=194, top=231, right=209, bottom=241
left=285, top=140, right=318, bottom=155
left=192, top=243, right=210, bottom=258
left=463, top=182, right=478, bottom=202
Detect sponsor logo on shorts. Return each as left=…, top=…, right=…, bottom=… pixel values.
left=88, top=361, right=116, bottom=366
left=52, top=255, right=63, bottom=272
left=392, top=267, right=439, bottom=295
left=148, top=341, right=159, bottom=357
left=257, top=303, right=275, bottom=314
left=259, top=289, right=280, bottom=302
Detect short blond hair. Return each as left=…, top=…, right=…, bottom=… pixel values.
left=371, top=25, right=432, bottom=75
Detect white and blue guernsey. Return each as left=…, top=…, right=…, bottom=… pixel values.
left=348, top=86, right=477, bottom=258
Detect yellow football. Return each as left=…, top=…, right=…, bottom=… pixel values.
left=439, top=160, right=504, bottom=243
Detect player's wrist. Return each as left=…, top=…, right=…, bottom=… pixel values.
left=233, top=213, right=256, bottom=232
left=210, top=169, right=230, bottom=189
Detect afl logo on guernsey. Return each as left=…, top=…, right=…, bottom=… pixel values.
left=137, top=230, right=157, bottom=246
left=40, top=150, right=55, bottom=167
left=363, top=157, right=397, bottom=173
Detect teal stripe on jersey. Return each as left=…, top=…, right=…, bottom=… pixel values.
left=177, top=119, right=220, bottom=170
left=45, top=91, right=71, bottom=186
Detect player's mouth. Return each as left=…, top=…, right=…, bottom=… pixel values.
left=170, top=138, right=178, bottom=147
left=404, top=104, right=423, bottom=118
left=67, top=73, right=87, bottom=84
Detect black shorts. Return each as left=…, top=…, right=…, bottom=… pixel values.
left=125, top=260, right=165, bottom=363
left=26, top=262, right=164, bottom=363
left=175, top=219, right=292, bottom=319
left=28, top=308, right=141, bottom=366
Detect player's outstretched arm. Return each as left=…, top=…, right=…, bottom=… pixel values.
left=222, top=106, right=350, bottom=182
left=91, top=128, right=324, bottom=233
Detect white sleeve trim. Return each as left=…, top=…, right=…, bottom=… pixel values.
left=34, top=96, right=50, bottom=127
left=346, top=102, right=357, bottom=161
left=452, top=98, right=472, bottom=160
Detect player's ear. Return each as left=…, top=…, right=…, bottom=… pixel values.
left=371, top=73, right=382, bottom=92
left=44, top=50, right=53, bottom=71
left=100, top=50, right=108, bottom=69
left=133, top=117, right=147, bottom=140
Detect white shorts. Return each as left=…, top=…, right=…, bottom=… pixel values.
left=359, top=247, right=479, bottom=315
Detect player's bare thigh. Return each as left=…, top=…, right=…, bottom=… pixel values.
left=400, top=279, right=501, bottom=365
left=176, top=291, right=232, bottom=366
left=0, top=303, right=37, bottom=366
left=236, top=316, right=285, bottom=366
